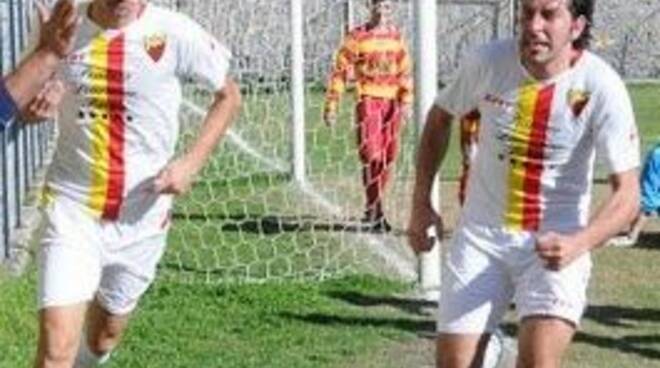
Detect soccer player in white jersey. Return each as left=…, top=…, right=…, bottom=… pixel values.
left=26, top=1, right=241, bottom=367
left=408, top=0, right=640, bottom=367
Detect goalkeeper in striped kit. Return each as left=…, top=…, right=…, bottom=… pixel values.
left=323, top=0, right=412, bottom=232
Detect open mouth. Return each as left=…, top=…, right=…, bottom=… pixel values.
left=523, top=39, right=549, bottom=52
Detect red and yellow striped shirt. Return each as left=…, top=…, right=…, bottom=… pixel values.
left=44, top=3, right=230, bottom=220
left=324, top=24, right=412, bottom=116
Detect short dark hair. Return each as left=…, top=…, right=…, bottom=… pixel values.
left=567, top=0, right=595, bottom=49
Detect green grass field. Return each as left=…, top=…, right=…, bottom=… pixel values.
left=0, top=83, right=658, bottom=367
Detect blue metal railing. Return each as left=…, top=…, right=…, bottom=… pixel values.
left=1, top=0, right=53, bottom=262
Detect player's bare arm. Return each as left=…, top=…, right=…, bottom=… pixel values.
left=154, top=79, right=242, bottom=195
left=5, top=0, right=77, bottom=110
left=21, top=79, right=65, bottom=122
left=536, top=168, right=640, bottom=270
left=408, top=105, right=452, bottom=253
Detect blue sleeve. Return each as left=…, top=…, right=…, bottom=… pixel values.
left=640, top=146, right=660, bottom=214
left=0, top=78, right=18, bottom=129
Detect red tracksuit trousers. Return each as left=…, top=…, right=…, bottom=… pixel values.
left=355, top=97, right=401, bottom=219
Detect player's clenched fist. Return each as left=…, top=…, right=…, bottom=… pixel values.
left=535, top=231, right=589, bottom=270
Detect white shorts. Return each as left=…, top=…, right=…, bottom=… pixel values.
left=38, top=194, right=172, bottom=315
left=437, top=221, right=592, bottom=334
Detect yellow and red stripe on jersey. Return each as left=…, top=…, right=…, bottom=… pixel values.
left=87, top=34, right=126, bottom=220
left=504, top=80, right=555, bottom=231
left=324, top=25, right=412, bottom=116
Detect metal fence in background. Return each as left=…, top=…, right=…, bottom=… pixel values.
left=1, top=0, right=54, bottom=263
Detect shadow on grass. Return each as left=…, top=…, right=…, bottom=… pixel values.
left=325, top=291, right=437, bottom=317
left=280, top=311, right=436, bottom=339
left=275, top=287, right=441, bottom=339
left=633, top=232, right=660, bottom=250
left=585, top=305, right=660, bottom=327
left=572, top=333, right=660, bottom=360
left=171, top=212, right=408, bottom=236
left=500, top=304, right=660, bottom=360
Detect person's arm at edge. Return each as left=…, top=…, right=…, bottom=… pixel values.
left=408, top=105, right=453, bottom=253
left=0, top=78, right=19, bottom=126
left=4, top=49, right=60, bottom=111
left=5, top=0, right=77, bottom=112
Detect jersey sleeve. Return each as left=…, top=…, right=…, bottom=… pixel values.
left=175, top=15, right=232, bottom=92
left=592, top=72, right=640, bottom=174
left=323, top=32, right=357, bottom=116
left=0, top=78, right=18, bottom=128
left=434, top=48, right=484, bottom=117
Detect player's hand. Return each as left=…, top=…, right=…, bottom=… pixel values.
left=407, top=201, right=443, bottom=254
left=153, top=158, right=199, bottom=196
left=535, top=231, right=588, bottom=270
left=21, top=79, right=65, bottom=122
left=36, top=0, right=79, bottom=59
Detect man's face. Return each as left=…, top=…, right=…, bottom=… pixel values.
left=96, top=0, right=144, bottom=18
left=370, top=0, right=393, bottom=24
left=518, top=0, right=585, bottom=66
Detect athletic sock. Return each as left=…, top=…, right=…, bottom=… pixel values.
left=74, top=338, right=112, bottom=368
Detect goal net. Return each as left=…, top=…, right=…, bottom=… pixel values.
left=149, top=0, right=660, bottom=285
left=151, top=0, right=513, bottom=284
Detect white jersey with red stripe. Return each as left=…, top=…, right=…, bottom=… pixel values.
left=435, top=39, right=639, bottom=233
left=45, top=2, right=231, bottom=220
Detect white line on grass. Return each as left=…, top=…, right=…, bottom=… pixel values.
left=181, top=99, right=288, bottom=172
left=298, top=181, right=417, bottom=280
